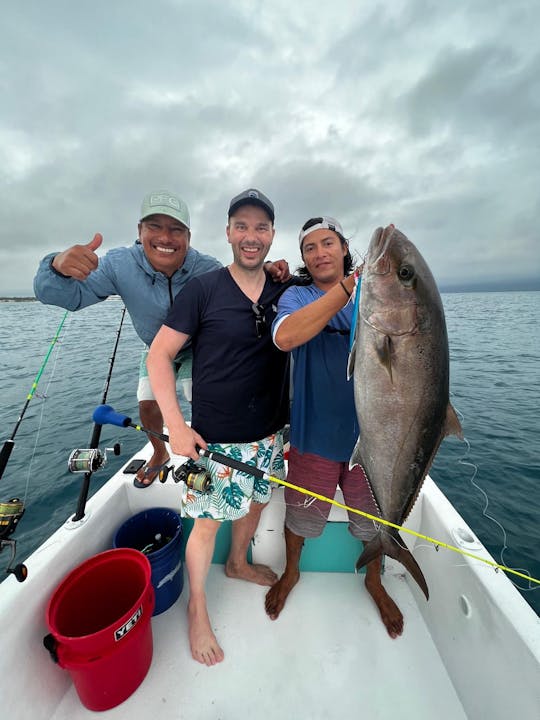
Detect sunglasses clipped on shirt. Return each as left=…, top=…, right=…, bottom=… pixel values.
left=252, top=303, right=267, bottom=339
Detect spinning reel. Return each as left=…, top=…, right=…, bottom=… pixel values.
left=159, top=459, right=213, bottom=493
left=0, top=498, right=28, bottom=582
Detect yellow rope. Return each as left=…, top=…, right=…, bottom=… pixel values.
left=268, top=472, right=540, bottom=586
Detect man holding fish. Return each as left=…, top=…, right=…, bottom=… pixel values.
left=265, top=216, right=404, bottom=639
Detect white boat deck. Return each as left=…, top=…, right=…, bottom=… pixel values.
left=50, top=563, right=466, bottom=720
left=2, top=443, right=539, bottom=720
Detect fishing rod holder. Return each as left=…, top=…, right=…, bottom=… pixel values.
left=68, top=444, right=121, bottom=474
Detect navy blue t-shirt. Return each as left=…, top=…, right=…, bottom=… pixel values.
left=164, top=267, right=292, bottom=443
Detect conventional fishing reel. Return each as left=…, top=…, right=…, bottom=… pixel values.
left=0, top=498, right=28, bottom=582
left=159, top=459, right=213, bottom=494
left=67, top=444, right=122, bottom=474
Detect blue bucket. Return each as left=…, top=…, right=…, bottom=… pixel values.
left=113, top=508, right=183, bottom=616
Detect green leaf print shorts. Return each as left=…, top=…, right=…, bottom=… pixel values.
left=182, top=430, right=286, bottom=521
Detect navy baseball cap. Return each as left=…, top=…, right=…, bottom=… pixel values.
left=228, top=188, right=275, bottom=223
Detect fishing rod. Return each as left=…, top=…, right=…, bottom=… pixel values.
left=93, top=403, right=540, bottom=588
left=70, top=307, right=126, bottom=522
left=0, top=310, right=69, bottom=482
left=0, top=310, right=69, bottom=582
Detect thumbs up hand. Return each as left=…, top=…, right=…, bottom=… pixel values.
left=51, top=234, right=103, bottom=280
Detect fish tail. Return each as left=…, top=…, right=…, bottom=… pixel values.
left=355, top=534, right=384, bottom=570
left=356, top=530, right=429, bottom=601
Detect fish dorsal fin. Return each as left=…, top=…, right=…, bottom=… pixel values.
left=445, top=403, right=464, bottom=440
left=377, top=335, right=393, bottom=382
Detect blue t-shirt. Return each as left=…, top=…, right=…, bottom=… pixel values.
left=272, top=283, right=358, bottom=462
left=165, top=267, right=292, bottom=443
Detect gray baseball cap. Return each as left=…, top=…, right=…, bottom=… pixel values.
left=140, top=190, right=190, bottom=229
left=228, top=188, right=275, bottom=223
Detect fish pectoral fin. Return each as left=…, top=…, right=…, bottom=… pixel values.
left=346, top=341, right=356, bottom=380
left=445, top=403, right=464, bottom=440
left=376, top=335, right=393, bottom=382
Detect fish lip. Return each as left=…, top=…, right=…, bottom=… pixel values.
left=368, top=225, right=395, bottom=274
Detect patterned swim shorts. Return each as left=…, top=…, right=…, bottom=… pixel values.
left=182, top=430, right=286, bottom=521
left=137, top=347, right=193, bottom=403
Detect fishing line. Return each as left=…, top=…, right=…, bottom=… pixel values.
left=348, top=267, right=362, bottom=352
left=93, top=405, right=540, bottom=587
left=449, top=401, right=537, bottom=592
left=457, top=437, right=509, bottom=561
left=211, top=446, right=540, bottom=584
left=268, top=472, right=540, bottom=586
left=0, top=309, right=72, bottom=581
left=291, top=482, right=378, bottom=537
left=0, top=309, right=70, bottom=483
left=21, top=317, right=72, bottom=504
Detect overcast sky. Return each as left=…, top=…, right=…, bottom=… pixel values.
left=2, top=0, right=539, bottom=294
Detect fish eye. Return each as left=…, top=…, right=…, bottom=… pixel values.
left=398, top=264, right=415, bottom=283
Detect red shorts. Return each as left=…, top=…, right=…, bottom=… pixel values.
left=285, top=446, right=379, bottom=541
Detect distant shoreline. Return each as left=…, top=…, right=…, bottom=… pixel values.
left=440, top=283, right=540, bottom=293
left=0, top=297, right=37, bottom=302
left=1, top=283, right=539, bottom=302
left=0, top=296, right=124, bottom=303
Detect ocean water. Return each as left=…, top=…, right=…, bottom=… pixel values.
left=0, top=293, right=538, bottom=616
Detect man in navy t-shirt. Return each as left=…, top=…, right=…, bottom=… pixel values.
left=264, top=216, right=404, bottom=640
left=148, top=189, right=292, bottom=666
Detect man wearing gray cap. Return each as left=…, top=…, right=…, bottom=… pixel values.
left=147, top=188, right=292, bottom=666
left=33, top=190, right=287, bottom=487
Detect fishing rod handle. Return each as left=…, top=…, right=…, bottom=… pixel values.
left=135, top=426, right=266, bottom=480
left=199, top=448, right=266, bottom=480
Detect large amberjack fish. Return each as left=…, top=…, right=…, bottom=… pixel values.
left=348, top=225, right=463, bottom=600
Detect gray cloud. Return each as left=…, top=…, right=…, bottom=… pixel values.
left=1, top=0, right=539, bottom=294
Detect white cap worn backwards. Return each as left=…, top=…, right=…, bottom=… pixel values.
left=298, top=216, right=343, bottom=247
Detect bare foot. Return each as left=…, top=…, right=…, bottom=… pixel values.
left=135, top=450, right=170, bottom=487
left=225, top=561, right=277, bottom=586
left=365, top=578, right=404, bottom=638
left=265, top=571, right=300, bottom=620
left=188, top=600, right=224, bottom=666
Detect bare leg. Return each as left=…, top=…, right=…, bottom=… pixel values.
left=225, top=501, right=277, bottom=585
left=185, top=518, right=224, bottom=665
left=265, top=526, right=304, bottom=620
left=136, top=400, right=170, bottom=485
left=364, top=556, right=404, bottom=638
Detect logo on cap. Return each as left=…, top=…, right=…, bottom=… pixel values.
left=247, top=190, right=259, bottom=199
left=149, top=193, right=181, bottom=210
